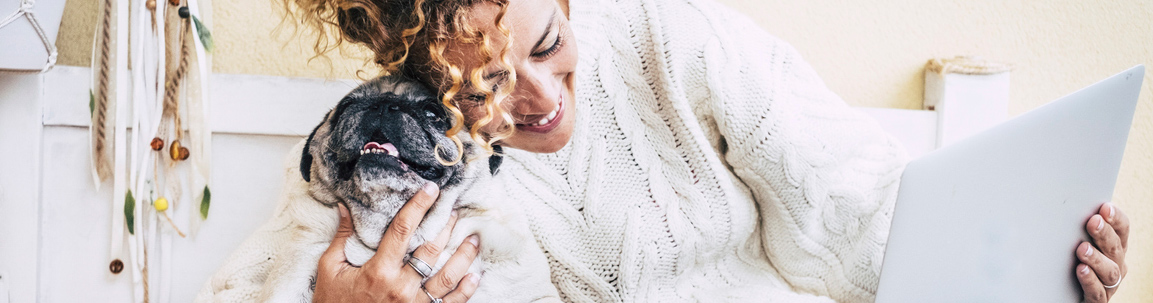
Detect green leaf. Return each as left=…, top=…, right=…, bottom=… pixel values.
left=191, top=15, right=214, bottom=53
left=199, top=186, right=211, bottom=220
left=89, top=90, right=95, bottom=118
left=124, top=190, right=135, bottom=235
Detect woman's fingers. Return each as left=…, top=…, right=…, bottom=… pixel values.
left=367, top=182, right=440, bottom=270
left=1101, top=203, right=1130, bottom=250
left=1077, top=242, right=1122, bottom=290
left=318, top=203, right=355, bottom=276
left=313, top=204, right=359, bottom=302
left=1087, top=214, right=1125, bottom=261
left=1077, top=264, right=1109, bottom=303
left=412, top=211, right=459, bottom=263
left=423, top=235, right=481, bottom=297
left=440, top=273, right=481, bottom=303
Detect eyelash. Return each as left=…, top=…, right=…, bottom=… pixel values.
left=464, top=84, right=500, bottom=104
left=532, top=29, right=565, bottom=58
left=463, top=28, right=564, bottom=101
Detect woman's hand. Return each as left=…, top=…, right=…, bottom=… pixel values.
left=313, top=182, right=483, bottom=303
left=1076, top=203, right=1130, bottom=303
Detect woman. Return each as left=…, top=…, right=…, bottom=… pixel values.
left=198, top=0, right=1131, bottom=302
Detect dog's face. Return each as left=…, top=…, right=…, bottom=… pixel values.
left=300, top=76, right=472, bottom=247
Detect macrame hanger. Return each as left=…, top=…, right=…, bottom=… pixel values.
left=0, top=0, right=58, bottom=73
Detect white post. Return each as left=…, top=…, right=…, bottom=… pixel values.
left=923, top=56, right=1012, bottom=148
left=0, top=72, right=44, bottom=303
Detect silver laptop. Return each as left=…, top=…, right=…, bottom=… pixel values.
left=875, top=65, right=1145, bottom=302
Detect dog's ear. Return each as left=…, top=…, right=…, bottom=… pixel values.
left=300, top=114, right=328, bottom=182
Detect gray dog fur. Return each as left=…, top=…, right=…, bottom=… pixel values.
left=258, top=76, right=561, bottom=302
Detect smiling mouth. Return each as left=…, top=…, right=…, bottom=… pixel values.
left=515, top=94, right=565, bottom=133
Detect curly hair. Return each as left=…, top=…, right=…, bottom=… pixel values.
left=279, top=0, right=518, bottom=164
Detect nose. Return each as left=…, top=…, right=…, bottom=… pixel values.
left=508, top=68, right=561, bottom=118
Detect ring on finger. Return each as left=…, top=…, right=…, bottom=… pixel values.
left=1104, top=276, right=1122, bottom=289
left=407, top=255, right=434, bottom=279
left=422, top=286, right=443, bottom=303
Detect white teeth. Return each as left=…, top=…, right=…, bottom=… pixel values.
left=360, top=148, right=389, bottom=155
left=547, top=110, right=557, bottom=120
left=538, top=118, right=549, bottom=125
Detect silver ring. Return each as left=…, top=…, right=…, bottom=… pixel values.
left=1104, top=276, right=1122, bottom=289
left=422, top=287, right=443, bottom=303
left=406, top=255, right=434, bottom=279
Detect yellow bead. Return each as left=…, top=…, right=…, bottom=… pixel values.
left=154, top=197, right=169, bottom=211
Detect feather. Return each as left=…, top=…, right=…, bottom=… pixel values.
left=199, top=186, right=211, bottom=219
left=191, top=15, right=213, bottom=53
left=124, top=190, right=136, bottom=234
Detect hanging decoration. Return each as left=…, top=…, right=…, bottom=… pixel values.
left=0, top=0, right=59, bottom=73
left=89, top=0, right=213, bottom=300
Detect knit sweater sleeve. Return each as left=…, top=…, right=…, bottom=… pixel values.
left=674, top=2, right=909, bottom=302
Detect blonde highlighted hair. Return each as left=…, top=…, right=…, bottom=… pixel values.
left=280, top=0, right=517, bottom=163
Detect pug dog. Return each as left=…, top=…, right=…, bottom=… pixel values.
left=259, top=75, right=560, bottom=302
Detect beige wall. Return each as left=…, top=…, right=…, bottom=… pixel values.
left=53, top=0, right=1151, bottom=301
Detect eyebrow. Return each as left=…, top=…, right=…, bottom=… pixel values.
left=532, top=11, right=558, bottom=55
left=484, top=70, right=509, bottom=82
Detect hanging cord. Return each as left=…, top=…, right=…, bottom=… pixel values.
left=90, top=0, right=116, bottom=182
left=0, top=0, right=58, bottom=73
left=162, top=20, right=192, bottom=142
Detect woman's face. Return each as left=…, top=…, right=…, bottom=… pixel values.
left=444, top=0, right=578, bottom=153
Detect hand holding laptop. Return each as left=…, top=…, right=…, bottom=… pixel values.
left=875, top=66, right=1143, bottom=303
left=1076, top=203, right=1130, bottom=302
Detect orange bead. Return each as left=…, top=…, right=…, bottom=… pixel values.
left=150, top=137, right=164, bottom=151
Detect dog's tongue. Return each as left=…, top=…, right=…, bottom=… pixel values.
left=363, top=142, right=399, bottom=156
left=381, top=143, right=398, bottom=156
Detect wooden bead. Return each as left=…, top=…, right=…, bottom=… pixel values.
left=109, top=259, right=124, bottom=274
left=177, top=147, right=190, bottom=160
left=150, top=137, right=164, bottom=151
left=170, top=140, right=182, bottom=160
left=154, top=197, right=169, bottom=211
left=145, top=0, right=156, bottom=10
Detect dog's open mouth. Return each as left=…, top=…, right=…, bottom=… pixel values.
left=355, top=139, right=443, bottom=181
left=360, top=142, right=407, bottom=170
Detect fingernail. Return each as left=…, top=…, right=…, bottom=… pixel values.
left=1080, top=265, right=1090, bottom=275
left=469, top=273, right=481, bottom=284
left=1108, top=204, right=1115, bottom=221
left=468, top=235, right=479, bottom=247
left=451, top=210, right=459, bottom=218
left=423, top=182, right=439, bottom=195
left=1096, top=216, right=1105, bottom=231
left=338, top=203, right=349, bottom=218
left=1084, top=244, right=1093, bottom=257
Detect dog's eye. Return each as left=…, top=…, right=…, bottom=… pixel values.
left=388, top=105, right=401, bottom=111
left=425, top=110, right=437, bottom=118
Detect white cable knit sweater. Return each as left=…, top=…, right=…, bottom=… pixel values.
left=196, top=0, right=908, bottom=302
